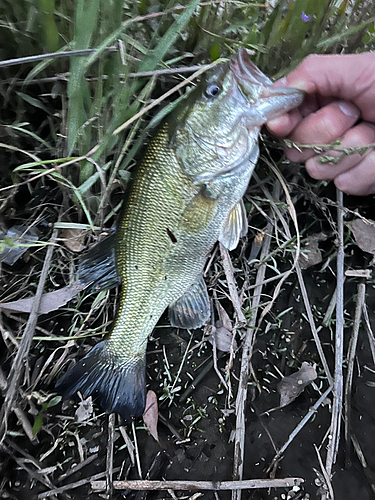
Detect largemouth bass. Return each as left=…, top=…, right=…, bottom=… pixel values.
left=56, top=49, right=304, bottom=422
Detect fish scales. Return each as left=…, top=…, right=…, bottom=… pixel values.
left=111, top=122, right=215, bottom=356
left=55, top=49, right=304, bottom=422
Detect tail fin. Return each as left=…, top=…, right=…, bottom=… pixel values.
left=55, top=341, right=146, bottom=423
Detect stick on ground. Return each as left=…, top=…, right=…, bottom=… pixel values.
left=0, top=229, right=58, bottom=441
left=344, top=281, right=366, bottom=466
left=232, top=224, right=273, bottom=500
left=324, top=189, right=345, bottom=485
left=91, top=477, right=304, bottom=492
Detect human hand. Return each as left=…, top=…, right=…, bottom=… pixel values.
left=266, top=52, right=375, bottom=196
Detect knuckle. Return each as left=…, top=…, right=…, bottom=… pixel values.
left=301, top=54, right=319, bottom=70
left=317, top=111, right=343, bottom=143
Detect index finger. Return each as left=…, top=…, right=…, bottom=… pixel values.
left=266, top=85, right=320, bottom=137
left=284, top=52, right=375, bottom=122
left=266, top=107, right=302, bottom=137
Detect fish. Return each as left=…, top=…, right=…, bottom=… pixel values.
left=55, top=49, right=304, bottom=423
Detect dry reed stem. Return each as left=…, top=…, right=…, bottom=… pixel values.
left=91, top=477, right=304, bottom=492
left=132, top=420, right=143, bottom=479
left=12, top=406, right=37, bottom=443
left=37, top=467, right=120, bottom=498
left=106, top=412, right=116, bottom=497
left=232, top=175, right=294, bottom=500
left=231, top=223, right=273, bottom=500
left=258, top=163, right=333, bottom=384
left=4, top=64, right=213, bottom=88
left=295, top=265, right=333, bottom=385
left=362, top=304, right=375, bottom=365
left=119, top=424, right=136, bottom=466
left=267, top=386, right=332, bottom=473
left=1, top=441, right=56, bottom=490
left=56, top=453, right=99, bottom=483
left=351, top=434, right=375, bottom=494
left=0, top=150, right=101, bottom=196
left=314, top=444, right=334, bottom=500
left=344, top=281, right=366, bottom=466
left=220, top=243, right=246, bottom=325
left=0, top=367, right=37, bottom=443
left=322, top=286, right=337, bottom=327
left=257, top=162, right=301, bottom=323
left=324, top=189, right=345, bottom=485
left=113, top=61, right=223, bottom=135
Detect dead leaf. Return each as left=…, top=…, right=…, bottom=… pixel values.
left=143, top=390, right=159, bottom=444
left=216, top=302, right=232, bottom=331
left=75, top=396, right=93, bottom=423
left=299, top=232, right=328, bottom=270
left=351, top=218, right=375, bottom=255
left=61, top=228, right=86, bottom=252
left=0, top=282, right=85, bottom=315
left=0, top=225, right=39, bottom=265
left=209, top=303, right=237, bottom=352
left=211, top=326, right=236, bottom=352
left=277, top=362, right=317, bottom=408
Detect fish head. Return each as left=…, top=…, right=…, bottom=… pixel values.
left=171, top=49, right=304, bottom=183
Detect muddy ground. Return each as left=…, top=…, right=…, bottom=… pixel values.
left=1, top=164, right=375, bottom=500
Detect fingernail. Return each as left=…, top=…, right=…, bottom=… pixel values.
left=338, top=101, right=360, bottom=119
left=284, top=78, right=311, bottom=93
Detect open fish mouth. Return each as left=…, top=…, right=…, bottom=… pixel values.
left=232, top=48, right=305, bottom=123
left=231, top=48, right=273, bottom=90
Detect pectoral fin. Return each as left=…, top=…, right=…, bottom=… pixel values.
left=218, top=199, right=248, bottom=251
left=169, top=275, right=210, bottom=329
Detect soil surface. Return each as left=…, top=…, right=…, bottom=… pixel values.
left=1, top=158, right=375, bottom=500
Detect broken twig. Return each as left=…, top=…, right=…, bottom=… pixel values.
left=91, top=477, right=304, bottom=491
left=232, top=223, right=272, bottom=500
left=324, top=189, right=345, bottom=483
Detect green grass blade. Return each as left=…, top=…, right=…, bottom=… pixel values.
left=37, top=0, right=59, bottom=52
left=317, top=15, right=375, bottom=48
left=66, top=0, right=100, bottom=156
left=138, top=0, right=201, bottom=73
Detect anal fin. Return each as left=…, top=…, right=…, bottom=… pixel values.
left=218, top=199, right=248, bottom=251
left=169, top=275, right=210, bottom=329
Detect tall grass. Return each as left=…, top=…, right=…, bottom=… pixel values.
left=0, top=0, right=374, bottom=225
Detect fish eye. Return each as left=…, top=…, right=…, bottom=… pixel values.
left=205, top=83, right=220, bottom=98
